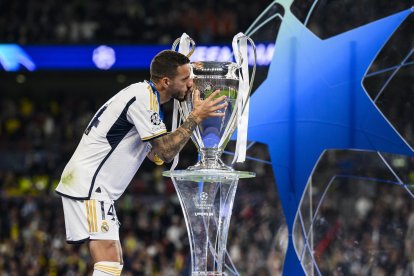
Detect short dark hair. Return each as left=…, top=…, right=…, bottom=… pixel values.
left=150, top=50, right=190, bottom=82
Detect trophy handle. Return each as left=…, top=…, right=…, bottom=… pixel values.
left=235, top=35, right=257, bottom=115
left=172, top=37, right=196, bottom=58
left=218, top=35, right=257, bottom=149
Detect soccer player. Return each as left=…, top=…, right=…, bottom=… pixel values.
left=55, top=50, right=227, bottom=276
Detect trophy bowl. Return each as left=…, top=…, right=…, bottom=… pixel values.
left=183, top=61, right=241, bottom=171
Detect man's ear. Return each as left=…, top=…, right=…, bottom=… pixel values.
left=161, top=77, right=169, bottom=88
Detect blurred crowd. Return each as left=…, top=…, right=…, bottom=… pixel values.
left=0, top=193, right=284, bottom=275
left=0, top=94, right=284, bottom=275
left=1, top=0, right=412, bottom=45
left=296, top=151, right=414, bottom=275
left=314, top=183, right=414, bottom=275
left=0, top=0, right=273, bottom=45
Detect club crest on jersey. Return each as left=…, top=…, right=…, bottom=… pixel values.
left=101, top=221, right=110, bottom=233
left=151, top=112, right=161, bottom=125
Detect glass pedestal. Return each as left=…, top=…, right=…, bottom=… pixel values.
left=163, top=169, right=255, bottom=275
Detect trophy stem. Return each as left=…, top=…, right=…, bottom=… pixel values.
left=189, top=148, right=233, bottom=171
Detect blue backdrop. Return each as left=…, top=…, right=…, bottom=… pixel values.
left=246, top=2, right=413, bottom=274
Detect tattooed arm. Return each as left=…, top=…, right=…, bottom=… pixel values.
left=150, top=90, right=227, bottom=163
left=149, top=113, right=199, bottom=163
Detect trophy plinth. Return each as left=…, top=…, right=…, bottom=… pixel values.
left=162, top=170, right=255, bottom=276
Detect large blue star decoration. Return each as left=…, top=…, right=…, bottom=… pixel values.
left=246, top=1, right=413, bottom=274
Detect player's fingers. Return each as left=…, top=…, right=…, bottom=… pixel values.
left=211, top=95, right=227, bottom=105
left=212, top=102, right=228, bottom=111
left=192, top=89, right=201, bottom=104
left=206, top=103, right=227, bottom=116
left=206, top=90, right=221, bottom=101
left=208, top=111, right=226, bottom=117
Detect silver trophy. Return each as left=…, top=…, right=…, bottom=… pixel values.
left=164, top=33, right=256, bottom=275
left=187, top=60, right=243, bottom=170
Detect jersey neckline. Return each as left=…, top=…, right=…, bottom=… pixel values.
left=146, top=80, right=164, bottom=120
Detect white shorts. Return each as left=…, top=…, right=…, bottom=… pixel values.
left=61, top=197, right=120, bottom=244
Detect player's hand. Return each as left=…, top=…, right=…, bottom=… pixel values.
left=191, top=89, right=228, bottom=124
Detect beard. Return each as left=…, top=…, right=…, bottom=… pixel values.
left=172, top=94, right=185, bottom=102
left=172, top=90, right=190, bottom=102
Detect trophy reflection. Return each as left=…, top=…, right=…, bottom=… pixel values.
left=163, top=33, right=256, bottom=275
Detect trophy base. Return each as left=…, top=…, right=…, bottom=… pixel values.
left=187, top=160, right=233, bottom=171
left=162, top=169, right=255, bottom=182
left=192, top=272, right=227, bottom=276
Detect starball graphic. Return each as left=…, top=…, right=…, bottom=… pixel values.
left=245, top=1, right=414, bottom=274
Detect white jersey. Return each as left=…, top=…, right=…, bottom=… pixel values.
left=56, top=81, right=167, bottom=200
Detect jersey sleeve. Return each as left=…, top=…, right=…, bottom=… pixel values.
left=127, top=84, right=167, bottom=141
